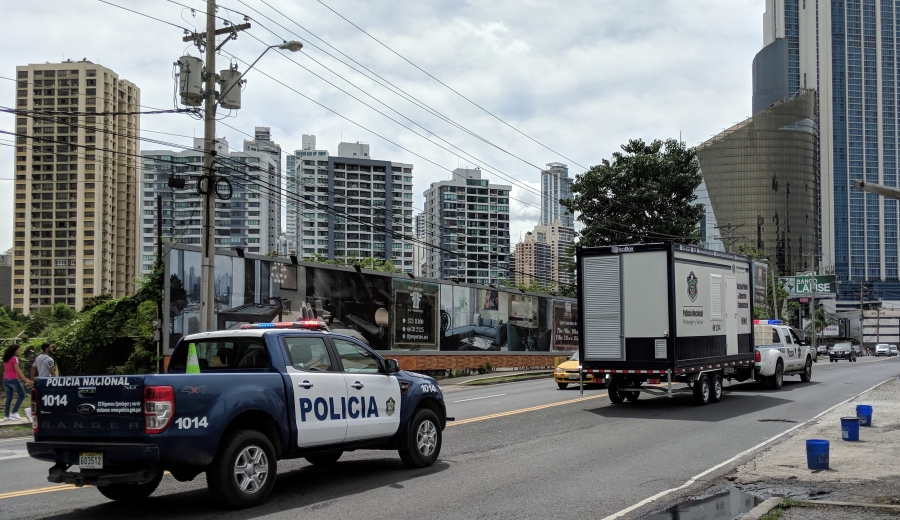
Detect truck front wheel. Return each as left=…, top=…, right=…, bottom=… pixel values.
left=97, top=472, right=162, bottom=502
left=207, top=430, right=278, bottom=509
left=398, top=408, right=442, bottom=469
left=693, top=374, right=711, bottom=405
left=800, top=357, right=812, bottom=383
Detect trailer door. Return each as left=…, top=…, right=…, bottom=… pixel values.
left=582, top=256, right=623, bottom=360
left=725, top=276, right=738, bottom=355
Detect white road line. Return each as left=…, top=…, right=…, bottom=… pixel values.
left=453, top=394, right=506, bottom=403
left=0, top=449, right=30, bottom=461
left=600, top=376, right=897, bottom=520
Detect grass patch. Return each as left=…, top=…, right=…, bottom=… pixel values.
left=760, top=497, right=807, bottom=520
left=461, top=373, right=553, bottom=386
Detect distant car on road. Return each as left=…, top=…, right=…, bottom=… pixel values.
left=875, top=344, right=891, bottom=357
left=555, top=350, right=604, bottom=389
left=817, top=345, right=829, bottom=356
left=830, top=343, right=857, bottom=362
left=891, top=345, right=899, bottom=356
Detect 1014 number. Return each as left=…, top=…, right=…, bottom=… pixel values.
left=175, top=416, right=208, bottom=429
left=41, top=394, right=67, bottom=406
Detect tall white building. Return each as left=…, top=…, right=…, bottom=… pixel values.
left=540, top=162, right=573, bottom=227
left=512, top=220, right=573, bottom=290
left=754, top=0, right=900, bottom=299
left=285, top=136, right=415, bottom=272
left=139, top=132, right=281, bottom=274
left=422, top=168, right=511, bottom=285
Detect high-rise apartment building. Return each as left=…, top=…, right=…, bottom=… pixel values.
left=755, top=0, right=900, bottom=297
left=422, top=168, right=511, bottom=285
left=140, top=132, right=281, bottom=274
left=412, top=212, right=427, bottom=277
left=540, top=162, right=574, bottom=227
left=285, top=137, right=415, bottom=272
left=12, top=61, right=139, bottom=314
left=511, top=220, right=574, bottom=290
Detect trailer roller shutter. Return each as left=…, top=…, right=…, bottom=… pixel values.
left=582, top=256, right=623, bottom=360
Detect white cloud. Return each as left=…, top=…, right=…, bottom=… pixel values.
left=0, top=0, right=763, bottom=256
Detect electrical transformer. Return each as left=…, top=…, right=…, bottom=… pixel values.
left=178, top=56, right=204, bottom=107
left=219, top=68, right=243, bottom=110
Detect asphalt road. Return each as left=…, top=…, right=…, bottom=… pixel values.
left=1, top=356, right=898, bottom=520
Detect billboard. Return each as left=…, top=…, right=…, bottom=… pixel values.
left=779, top=275, right=837, bottom=298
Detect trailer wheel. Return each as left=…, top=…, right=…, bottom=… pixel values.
left=709, top=373, right=723, bottom=403
left=557, top=383, right=568, bottom=390
left=766, top=361, right=784, bottom=390
left=607, top=380, right=625, bottom=404
left=800, top=357, right=812, bottom=383
left=693, top=374, right=711, bottom=405
left=624, top=390, right=640, bottom=402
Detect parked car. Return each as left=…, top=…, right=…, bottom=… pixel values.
left=875, top=344, right=891, bottom=357
left=830, top=343, right=857, bottom=362
left=891, top=345, right=899, bottom=356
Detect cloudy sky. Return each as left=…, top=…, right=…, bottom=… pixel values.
left=0, top=0, right=763, bottom=251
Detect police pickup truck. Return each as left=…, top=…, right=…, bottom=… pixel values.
left=27, top=321, right=449, bottom=509
left=734, top=320, right=814, bottom=389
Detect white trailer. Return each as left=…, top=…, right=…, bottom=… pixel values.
left=577, top=242, right=755, bottom=405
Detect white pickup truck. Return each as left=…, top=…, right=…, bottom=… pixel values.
left=752, top=320, right=815, bottom=389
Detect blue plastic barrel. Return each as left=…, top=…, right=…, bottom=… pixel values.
left=856, top=404, right=873, bottom=427
left=841, top=416, right=860, bottom=441
left=806, top=439, right=829, bottom=470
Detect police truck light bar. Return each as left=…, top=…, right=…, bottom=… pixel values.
left=753, top=319, right=783, bottom=325
left=240, top=320, right=325, bottom=330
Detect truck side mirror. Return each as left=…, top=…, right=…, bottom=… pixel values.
left=385, top=358, right=400, bottom=374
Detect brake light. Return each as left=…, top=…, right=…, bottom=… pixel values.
left=755, top=350, right=761, bottom=362
left=144, top=386, right=175, bottom=434
left=31, top=387, right=38, bottom=433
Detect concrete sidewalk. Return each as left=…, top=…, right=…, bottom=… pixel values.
left=735, top=377, right=900, bottom=519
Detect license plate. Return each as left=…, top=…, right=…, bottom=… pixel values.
left=567, top=374, right=580, bottom=380
left=79, top=452, right=103, bottom=469
left=724, top=367, right=735, bottom=374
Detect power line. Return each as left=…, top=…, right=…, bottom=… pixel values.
left=98, top=0, right=192, bottom=31
left=313, top=0, right=588, bottom=170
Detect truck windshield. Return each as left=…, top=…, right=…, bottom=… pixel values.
left=169, top=338, right=270, bottom=372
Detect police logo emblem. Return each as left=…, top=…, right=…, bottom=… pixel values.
left=687, top=271, right=698, bottom=302
left=385, top=397, right=396, bottom=416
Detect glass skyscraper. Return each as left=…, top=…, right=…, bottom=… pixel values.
left=757, top=0, right=900, bottom=298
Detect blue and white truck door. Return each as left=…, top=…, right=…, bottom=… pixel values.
left=331, top=338, right=402, bottom=442
left=280, top=336, right=349, bottom=447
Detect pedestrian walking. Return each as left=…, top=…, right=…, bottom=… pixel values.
left=31, top=342, right=58, bottom=379
left=3, top=344, right=33, bottom=421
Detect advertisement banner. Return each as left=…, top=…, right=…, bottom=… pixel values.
left=392, top=279, right=439, bottom=349
left=552, top=301, right=579, bottom=352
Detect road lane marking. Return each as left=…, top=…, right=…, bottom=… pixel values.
left=453, top=394, right=506, bottom=403
left=600, top=376, right=898, bottom=520
left=448, top=394, right=606, bottom=426
left=0, top=485, right=76, bottom=500
left=0, top=449, right=29, bottom=461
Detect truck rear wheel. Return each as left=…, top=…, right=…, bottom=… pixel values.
left=607, top=380, right=625, bottom=404
left=97, top=472, right=162, bottom=502
left=766, top=361, right=784, bottom=390
left=800, top=357, right=812, bottom=382
left=709, top=373, right=723, bottom=403
left=693, top=374, right=711, bottom=405
left=207, top=429, right=277, bottom=509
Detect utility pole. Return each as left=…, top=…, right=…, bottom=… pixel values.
left=810, top=266, right=816, bottom=353
left=156, top=194, right=163, bottom=373
left=860, top=281, right=865, bottom=350
left=199, top=0, right=218, bottom=333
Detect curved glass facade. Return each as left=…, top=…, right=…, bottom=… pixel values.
left=697, top=91, right=819, bottom=276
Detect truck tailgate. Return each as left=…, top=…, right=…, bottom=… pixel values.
left=35, top=376, right=146, bottom=439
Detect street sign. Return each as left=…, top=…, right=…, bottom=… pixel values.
left=779, top=275, right=837, bottom=298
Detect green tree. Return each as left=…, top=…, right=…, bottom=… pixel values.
left=562, top=138, right=704, bottom=248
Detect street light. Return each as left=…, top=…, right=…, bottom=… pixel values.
left=219, top=40, right=303, bottom=101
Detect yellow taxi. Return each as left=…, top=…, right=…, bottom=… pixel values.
left=555, top=350, right=606, bottom=389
